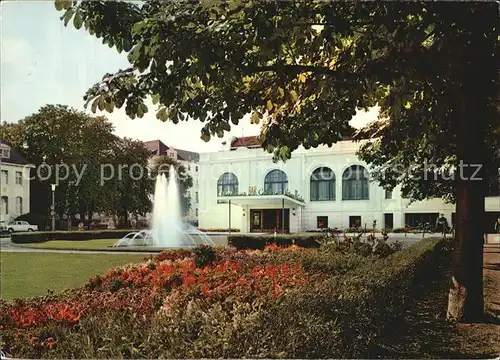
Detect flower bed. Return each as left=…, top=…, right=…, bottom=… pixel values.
left=0, top=238, right=445, bottom=359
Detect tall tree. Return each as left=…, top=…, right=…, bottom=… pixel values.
left=110, top=138, right=154, bottom=225
left=56, top=1, right=498, bottom=321
left=1, top=105, right=118, bottom=224
left=149, top=154, right=193, bottom=216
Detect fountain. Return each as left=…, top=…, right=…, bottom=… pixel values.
left=113, top=165, right=215, bottom=248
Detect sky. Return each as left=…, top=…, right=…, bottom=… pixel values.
left=1, top=1, right=378, bottom=153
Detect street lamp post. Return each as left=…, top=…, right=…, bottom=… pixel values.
left=51, top=184, right=56, bottom=231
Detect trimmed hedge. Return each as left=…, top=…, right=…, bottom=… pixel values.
left=228, top=233, right=324, bottom=250
left=232, top=237, right=448, bottom=358
left=10, top=230, right=135, bottom=244
left=197, top=228, right=241, bottom=233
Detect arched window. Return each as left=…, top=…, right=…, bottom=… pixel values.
left=217, top=173, right=239, bottom=196
left=310, top=167, right=335, bottom=201
left=342, top=165, right=369, bottom=200
left=1, top=196, right=8, bottom=214
left=264, top=169, right=288, bottom=194
left=16, top=197, right=23, bottom=214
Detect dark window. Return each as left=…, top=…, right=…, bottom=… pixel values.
left=384, top=213, right=394, bottom=229
left=342, top=165, right=369, bottom=200
left=317, top=216, right=328, bottom=229
left=385, top=189, right=392, bottom=199
left=310, top=167, right=335, bottom=201
left=349, top=215, right=361, bottom=228
left=264, top=169, right=288, bottom=194
left=217, top=172, right=238, bottom=196
left=404, top=213, right=439, bottom=228
left=195, top=166, right=198, bottom=172
left=1, top=170, right=8, bottom=184
left=1, top=196, right=8, bottom=214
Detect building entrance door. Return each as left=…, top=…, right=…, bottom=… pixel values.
left=384, top=213, right=394, bottom=229
left=250, top=209, right=290, bottom=233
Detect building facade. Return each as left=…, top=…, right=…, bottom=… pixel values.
left=0, top=142, right=34, bottom=225
left=198, top=137, right=500, bottom=233
left=144, top=140, right=200, bottom=224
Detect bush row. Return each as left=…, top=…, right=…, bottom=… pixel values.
left=197, top=228, right=241, bottom=232
left=228, top=234, right=326, bottom=250
left=305, top=227, right=409, bottom=234
left=10, top=230, right=134, bottom=244
left=235, top=237, right=447, bottom=358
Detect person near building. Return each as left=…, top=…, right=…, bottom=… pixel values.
left=435, top=214, right=449, bottom=237
left=494, top=216, right=500, bottom=233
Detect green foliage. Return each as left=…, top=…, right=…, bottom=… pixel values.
left=193, top=245, right=216, bottom=268
left=54, top=2, right=498, bottom=204
left=10, top=230, right=136, bottom=243
left=108, top=138, right=154, bottom=222
left=227, top=234, right=324, bottom=250
left=0, top=105, right=153, bottom=222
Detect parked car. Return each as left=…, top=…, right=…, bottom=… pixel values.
left=6, top=221, right=38, bottom=233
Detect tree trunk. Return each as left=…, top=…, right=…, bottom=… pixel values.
left=446, top=177, right=485, bottom=321
left=87, top=211, right=93, bottom=229
left=446, top=97, right=487, bottom=322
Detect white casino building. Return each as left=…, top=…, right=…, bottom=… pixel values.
left=198, top=136, right=500, bottom=233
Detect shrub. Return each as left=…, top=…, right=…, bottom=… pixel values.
left=392, top=227, right=409, bottom=233
left=197, top=228, right=240, bottom=233
left=227, top=235, right=268, bottom=250
left=228, top=234, right=323, bottom=250
left=193, top=245, right=216, bottom=268
left=10, top=232, right=49, bottom=244
left=304, top=228, right=342, bottom=234
left=202, top=237, right=445, bottom=359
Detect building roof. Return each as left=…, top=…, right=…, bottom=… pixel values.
left=0, top=142, right=31, bottom=166
left=230, top=136, right=262, bottom=149
left=143, top=140, right=200, bottom=162
left=230, top=135, right=356, bottom=149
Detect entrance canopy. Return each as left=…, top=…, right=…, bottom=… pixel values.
left=218, top=194, right=305, bottom=208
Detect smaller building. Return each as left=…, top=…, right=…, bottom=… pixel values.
left=143, top=140, right=200, bottom=223
left=0, top=142, right=35, bottom=225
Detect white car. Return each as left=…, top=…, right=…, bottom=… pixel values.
left=6, top=221, right=38, bottom=233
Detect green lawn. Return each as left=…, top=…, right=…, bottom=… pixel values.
left=18, top=239, right=161, bottom=251
left=21, top=239, right=128, bottom=250
left=0, top=252, right=146, bottom=301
